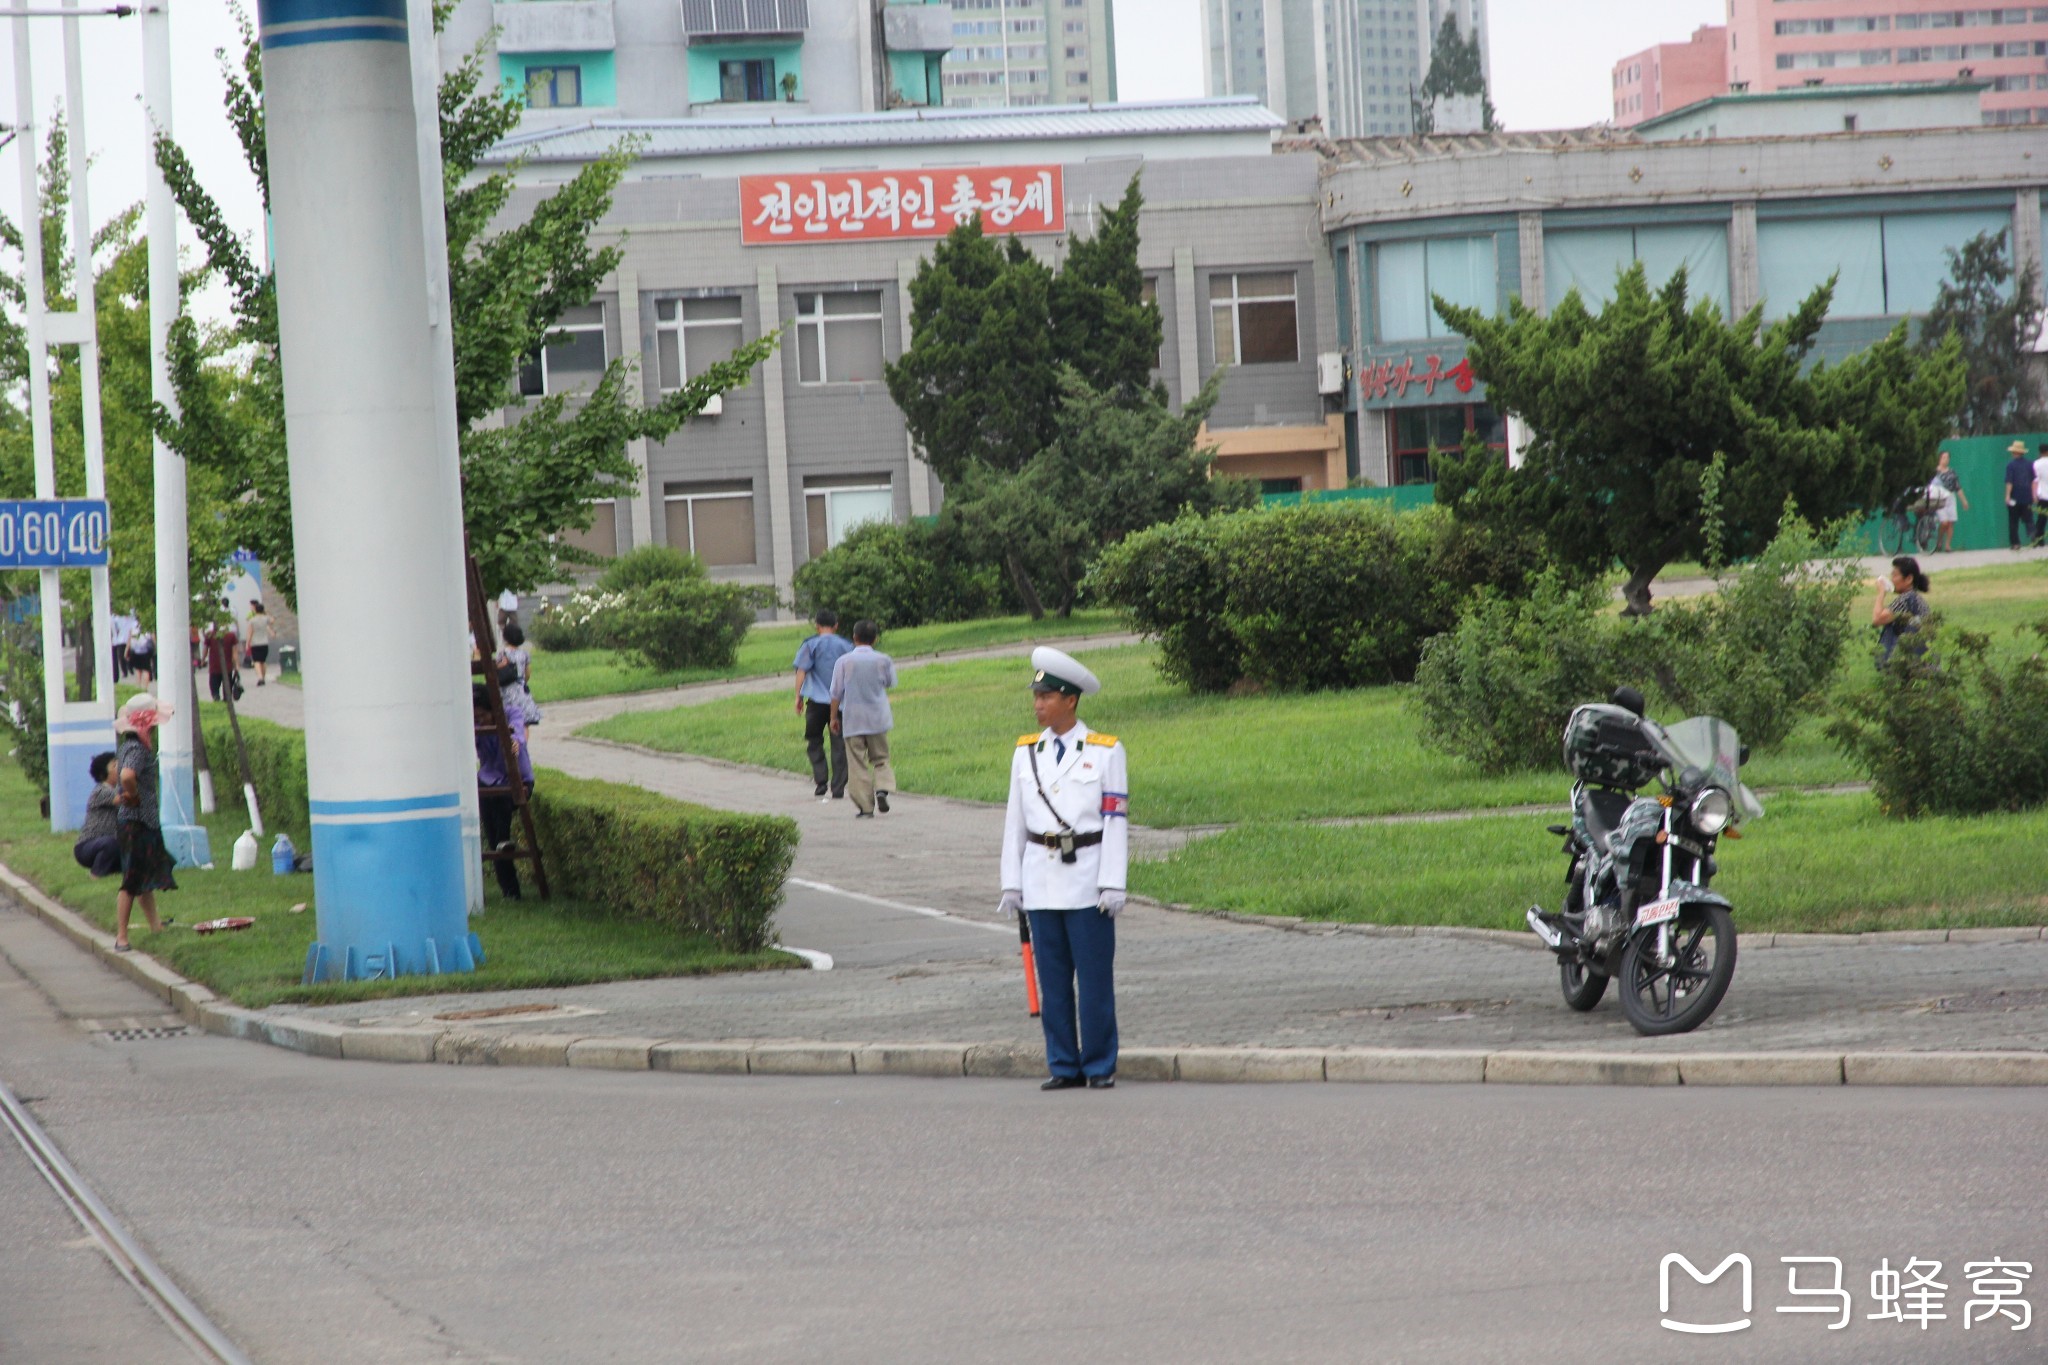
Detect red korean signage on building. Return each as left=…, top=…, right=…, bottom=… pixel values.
left=1361, top=352, right=1476, bottom=402
left=740, top=165, right=1064, bottom=245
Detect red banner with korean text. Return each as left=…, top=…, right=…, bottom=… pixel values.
left=740, top=166, right=1065, bottom=245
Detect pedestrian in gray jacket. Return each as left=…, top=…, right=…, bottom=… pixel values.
left=829, top=621, right=897, bottom=818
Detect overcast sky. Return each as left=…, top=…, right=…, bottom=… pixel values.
left=5, top=0, right=1722, bottom=319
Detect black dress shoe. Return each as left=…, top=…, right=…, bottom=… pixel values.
left=1086, top=1075, right=1115, bottom=1089
left=1041, top=1075, right=1085, bottom=1091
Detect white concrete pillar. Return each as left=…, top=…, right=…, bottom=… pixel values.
left=756, top=265, right=796, bottom=616
left=1730, top=201, right=1760, bottom=318
left=896, top=254, right=934, bottom=517
left=1174, top=246, right=1200, bottom=409
left=261, top=0, right=476, bottom=981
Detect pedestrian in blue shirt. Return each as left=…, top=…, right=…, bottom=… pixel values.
left=2004, top=439, right=2038, bottom=548
left=793, top=609, right=855, bottom=802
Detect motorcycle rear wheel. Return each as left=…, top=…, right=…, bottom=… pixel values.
left=1559, top=958, right=1608, bottom=1011
left=1618, top=905, right=1737, bottom=1036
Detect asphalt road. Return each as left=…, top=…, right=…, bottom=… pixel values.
left=3, top=901, right=2045, bottom=1364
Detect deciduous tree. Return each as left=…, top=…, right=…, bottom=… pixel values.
left=1917, top=228, right=2044, bottom=435
left=154, top=8, right=774, bottom=600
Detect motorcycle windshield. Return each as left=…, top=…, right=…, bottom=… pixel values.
left=1657, top=716, right=1764, bottom=820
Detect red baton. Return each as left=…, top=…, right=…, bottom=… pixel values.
left=1018, top=912, right=1040, bottom=1017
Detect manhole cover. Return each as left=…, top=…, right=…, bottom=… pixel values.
left=433, top=1003, right=562, bottom=1022
left=1929, top=988, right=2048, bottom=1015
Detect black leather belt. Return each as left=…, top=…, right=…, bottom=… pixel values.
left=1028, top=829, right=1102, bottom=850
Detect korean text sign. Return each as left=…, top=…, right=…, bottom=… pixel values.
left=0, top=499, right=110, bottom=568
left=741, top=166, right=1064, bottom=245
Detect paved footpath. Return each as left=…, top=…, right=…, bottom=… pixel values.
left=220, top=639, right=2048, bottom=1062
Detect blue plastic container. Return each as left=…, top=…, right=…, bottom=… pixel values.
left=271, top=833, right=297, bottom=875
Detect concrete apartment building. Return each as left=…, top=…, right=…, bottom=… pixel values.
left=1321, top=113, right=2048, bottom=484
left=486, top=100, right=1344, bottom=603
left=1617, top=2, right=2048, bottom=127
left=1200, top=0, right=1489, bottom=136
left=1612, top=24, right=1728, bottom=127
left=435, top=0, right=1116, bottom=125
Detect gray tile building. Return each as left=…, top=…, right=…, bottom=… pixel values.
left=493, top=99, right=1346, bottom=608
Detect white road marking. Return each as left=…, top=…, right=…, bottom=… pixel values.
left=786, top=877, right=1013, bottom=936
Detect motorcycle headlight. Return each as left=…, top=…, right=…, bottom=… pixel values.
left=1690, top=786, right=1734, bottom=837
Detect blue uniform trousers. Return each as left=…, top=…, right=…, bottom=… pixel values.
left=1027, top=907, right=1118, bottom=1079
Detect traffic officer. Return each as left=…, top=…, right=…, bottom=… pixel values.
left=998, top=646, right=1128, bottom=1090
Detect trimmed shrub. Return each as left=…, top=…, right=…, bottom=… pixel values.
left=1411, top=571, right=1619, bottom=773
left=1088, top=501, right=1542, bottom=692
left=597, top=544, right=705, bottom=594
left=790, top=519, right=1005, bottom=629
left=605, top=577, right=770, bottom=672
left=530, top=771, right=796, bottom=952
left=199, top=715, right=797, bottom=950
left=202, top=712, right=312, bottom=846
left=1827, top=621, right=2048, bottom=818
left=1620, top=513, right=1863, bottom=751
left=1084, top=510, right=1236, bottom=693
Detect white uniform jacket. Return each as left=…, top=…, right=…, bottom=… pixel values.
left=1001, top=724, right=1129, bottom=910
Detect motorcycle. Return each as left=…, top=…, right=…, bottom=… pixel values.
left=1525, top=687, right=1763, bottom=1037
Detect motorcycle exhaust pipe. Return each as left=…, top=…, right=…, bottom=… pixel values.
left=1525, top=905, right=1564, bottom=950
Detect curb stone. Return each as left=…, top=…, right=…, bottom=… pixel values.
left=6, top=859, right=2048, bottom=1087
left=1139, top=894, right=2048, bottom=950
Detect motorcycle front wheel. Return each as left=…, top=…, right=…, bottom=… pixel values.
left=1618, top=905, right=1737, bottom=1036
left=1559, top=958, right=1608, bottom=1011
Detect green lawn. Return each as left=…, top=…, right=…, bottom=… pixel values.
left=1132, top=792, right=2048, bottom=934
left=528, top=610, right=1126, bottom=704
left=582, top=561, right=2048, bottom=826
left=0, top=763, right=794, bottom=1009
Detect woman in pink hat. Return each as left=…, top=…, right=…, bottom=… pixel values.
left=111, top=694, right=178, bottom=951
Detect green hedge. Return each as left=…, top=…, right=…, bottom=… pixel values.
left=529, top=772, right=796, bottom=952
left=1088, top=500, right=1543, bottom=692
left=200, top=714, right=797, bottom=951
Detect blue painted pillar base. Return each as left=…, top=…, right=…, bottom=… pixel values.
left=302, top=930, right=483, bottom=985
left=47, top=731, right=108, bottom=833
left=163, top=825, right=213, bottom=869
left=303, top=807, right=477, bottom=985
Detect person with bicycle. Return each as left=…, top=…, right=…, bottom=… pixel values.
left=1929, top=449, right=1969, bottom=553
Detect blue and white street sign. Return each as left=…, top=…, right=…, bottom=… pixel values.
left=0, top=499, right=109, bottom=568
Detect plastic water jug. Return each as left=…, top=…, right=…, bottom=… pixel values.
left=231, top=829, right=259, bottom=872
left=271, top=833, right=296, bottom=875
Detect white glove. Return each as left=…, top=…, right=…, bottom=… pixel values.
left=1098, top=889, right=1127, bottom=918
left=997, top=889, right=1023, bottom=919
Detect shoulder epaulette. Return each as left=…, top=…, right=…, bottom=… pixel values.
left=1017, top=734, right=1039, bottom=747
left=1085, top=733, right=1119, bottom=748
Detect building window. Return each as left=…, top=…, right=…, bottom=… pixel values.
left=663, top=481, right=757, bottom=567
left=1388, top=405, right=1505, bottom=486
left=655, top=295, right=745, bottom=390
left=804, top=478, right=895, bottom=557
left=1209, top=271, right=1299, bottom=366
left=1375, top=236, right=1496, bottom=341
left=559, top=500, right=618, bottom=560
left=794, top=290, right=887, bottom=384
left=518, top=303, right=607, bottom=397
left=1259, top=476, right=1304, bottom=495
left=1067, top=70, right=1090, bottom=84
left=525, top=65, right=582, bottom=109
left=720, top=58, right=776, bottom=102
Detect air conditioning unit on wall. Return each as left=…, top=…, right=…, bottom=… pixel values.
left=1316, top=351, right=1345, bottom=396
left=698, top=393, right=723, bottom=417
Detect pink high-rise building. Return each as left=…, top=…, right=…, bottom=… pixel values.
left=1612, top=25, right=1730, bottom=126
left=1727, top=0, right=2048, bottom=124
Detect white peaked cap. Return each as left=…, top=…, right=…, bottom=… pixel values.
left=1030, top=646, right=1101, bottom=696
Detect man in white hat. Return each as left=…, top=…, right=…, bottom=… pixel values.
left=998, top=646, right=1128, bottom=1090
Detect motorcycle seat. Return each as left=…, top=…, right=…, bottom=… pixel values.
left=1580, top=787, right=1636, bottom=855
